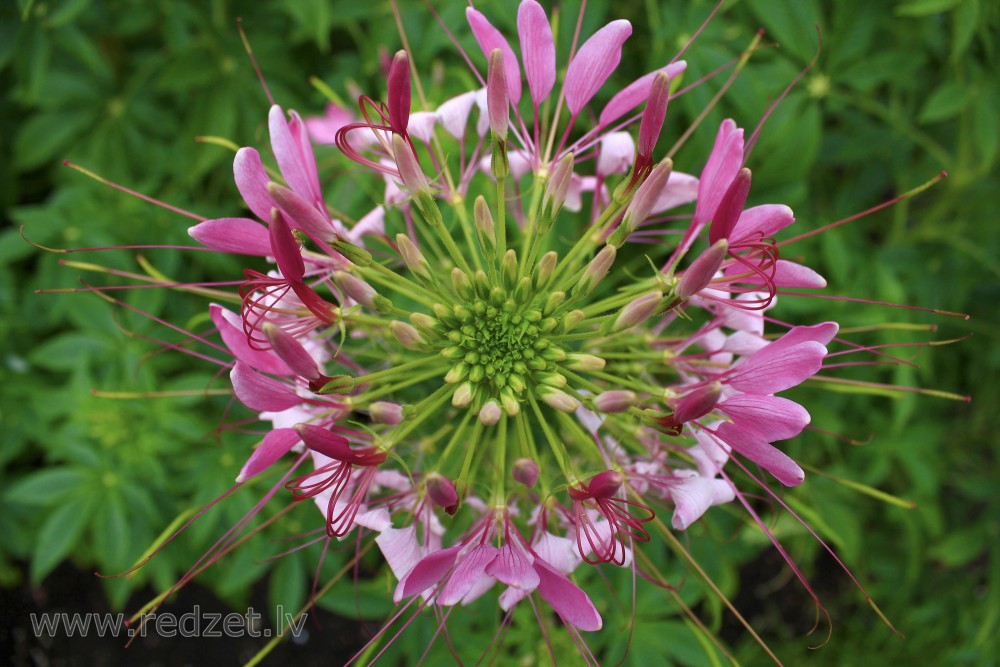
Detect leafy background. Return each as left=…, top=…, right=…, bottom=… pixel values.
left=1, top=0, right=996, bottom=664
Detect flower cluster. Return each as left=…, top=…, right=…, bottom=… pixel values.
left=64, top=0, right=962, bottom=662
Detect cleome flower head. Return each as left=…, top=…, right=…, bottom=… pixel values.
left=50, top=0, right=967, bottom=663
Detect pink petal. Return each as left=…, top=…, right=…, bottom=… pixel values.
left=267, top=182, right=334, bottom=242
left=517, top=0, right=556, bottom=104
left=236, top=428, right=300, bottom=482
left=694, top=119, right=744, bottom=225
left=718, top=395, right=811, bottom=441
left=598, top=61, right=687, bottom=127
left=596, top=132, right=635, bottom=176
left=268, top=210, right=305, bottom=283
left=376, top=526, right=424, bottom=583
left=564, top=20, right=632, bottom=116
left=731, top=204, right=795, bottom=241
left=485, top=543, right=539, bottom=590
left=348, top=205, right=386, bottom=242
left=669, top=474, right=716, bottom=530
left=779, top=322, right=840, bottom=347
left=407, top=111, right=438, bottom=143
left=532, top=533, right=580, bottom=574
left=651, top=171, right=699, bottom=214
left=436, top=91, right=478, bottom=139
left=210, top=304, right=291, bottom=376
left=234, top=147, right=277, bottom=222
left=438, top=545, right=499, bottom=606
left=772, top=260, right=827, bottom=288
left=396, top=545, right=461, bottom=603
left=714, top=422, right=805, bottom=486
left=305, top=103, right=353, bottom=144
left=534, top=559, right=603, bottom=631
left=269, top=105, right=320, bottom=207
left=189, top=218, right=273, bottom=256
left=466, top=8, right=522, bottom=104
left=728, top=341, right=827, bottom=394
left=230, top=361, right=303, bottom=412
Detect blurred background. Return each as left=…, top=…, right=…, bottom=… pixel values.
left=1, top=0, right=996, bottom=664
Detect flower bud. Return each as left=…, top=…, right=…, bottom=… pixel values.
left=387, top=50, right=411, bottom=135
left=588, top=470, right=623, bottom=498
left=479, top=400, right=502, bottom=425
left=594, top=390, right=637, bottom=413
left=501, top=249, right=518, bottom=291
left=512, top=458, right=539, bottom=488
left=541, top=153, right=575, bottom=227
left=331, top=238, right=372, bottom=267
left=709, top=168, right=751, bottom=245
left=533, top=251, right=558, bottom=291
left=611, top=158, right=673, bottom=246
left=316, top=375, right=355, bottom=395
left=672, top=382, right=722, bottom=425
left=637, top=71, right=671, bottom=164
left=390, top=320, right=426, bottom=350
left=396, top=233, right=431, bottom=281
left=451, top=267, right=473, bottom=299
left=392, top=133, right=430, bottom=197
left=565, top=354, right=606, bottom=372
left=452, top=382, right=474, bottom=408
left=369, top=401, right=404, bottom=425
left=474, top=195, right=496, bottom=259
left=262, top=322, right=320, bottom=380
left=425, top=472, right=460, bottom=515
left=538, top=387, right=579, bottom=413
left=487, top=49, right=509, bottom=141
left=562, top=309, right=585, bottom=332
left=676, top=239, right=728, bottom=299
left=613, top=291, right=663, bottom=332
left=500, top=387, right=520, bottom=416
left=334, top=271, right=377, bottom=308
left=576, top=245, right=616, bottom=295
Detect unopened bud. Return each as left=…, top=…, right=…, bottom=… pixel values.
left=479, top=399, right=502, bottom=425
left=541, top=153, right=574, bottom=226
left=392, top=133, right=430, bottom=197
left=487, top=49, right=509, bottom=140
left=451, top=267, right=473, bottom=299
left=501, top=249, right=518, bottom=291
left=542, top=290, right=565, bottom=315
left=316, top=375, right=355, bottom=395
left=709, top=168, right=751, bottom=245
left=613, top=291, right=663, bottom=332
left=331, top=238, right=372, bottom=267
left=452, top=382, right=474, bottom=407
left=538, top=387, right=579, bottom=413
left=500, top=387, right=520, bottom=416
left=444, top=363, right=468, bottom=384
left=676, top=239, right=728, bottom=299
left=672, top=382, right=722, bottom=425
left=387, top=50, right=411, bottom=134
left=512, top=458, right=539, bottom=487
left=474, top=196, right=496, bottom=259
left=334, top=271, right=378, bottom=308
left=390, top=320, right=426, bottom=350
left=565, top=353, right=606, bottom=372
left=588, top=470, right=623, bottom=498
left=637, top=71, right=671, bottom=163
left=410, top=312, right=442, bottom=335
left=396, top=233, right=431, bottom=281
left=594, top=390, right=637, bottom=413
left=611, top=158, right=673, bottom=246
left=369, top=401, right=404, bottom=425
left=536, top=371, right=568, bottom=388
left=576, top=245, right=616, bottom=295
left=425, top=472, right=459, bottom=515
left=562, top=309, right=585, bottom=332
left=533, top=251, right=558, bottom=290
left=262, top=322, right=320, bottom=380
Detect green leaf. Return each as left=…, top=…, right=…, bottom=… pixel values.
left=4, top=468, right=87, bottom=507
left=32, top=494, right=96, bottom=582
left=972, top=86, right=1000, bottom=169
left=896, top=0, right=963, bottom=16
left=28, top=333, right=110, bottom=370
left=952, top=0, right=980, bottom=61
left=745, top=0, right=822, bottom=63
left=919, top=80, right=974, bottom=124
left=13, top=110, right=96, bottom=170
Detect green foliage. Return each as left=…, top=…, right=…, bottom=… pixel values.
left=2, top=0, right=996, bottom=664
